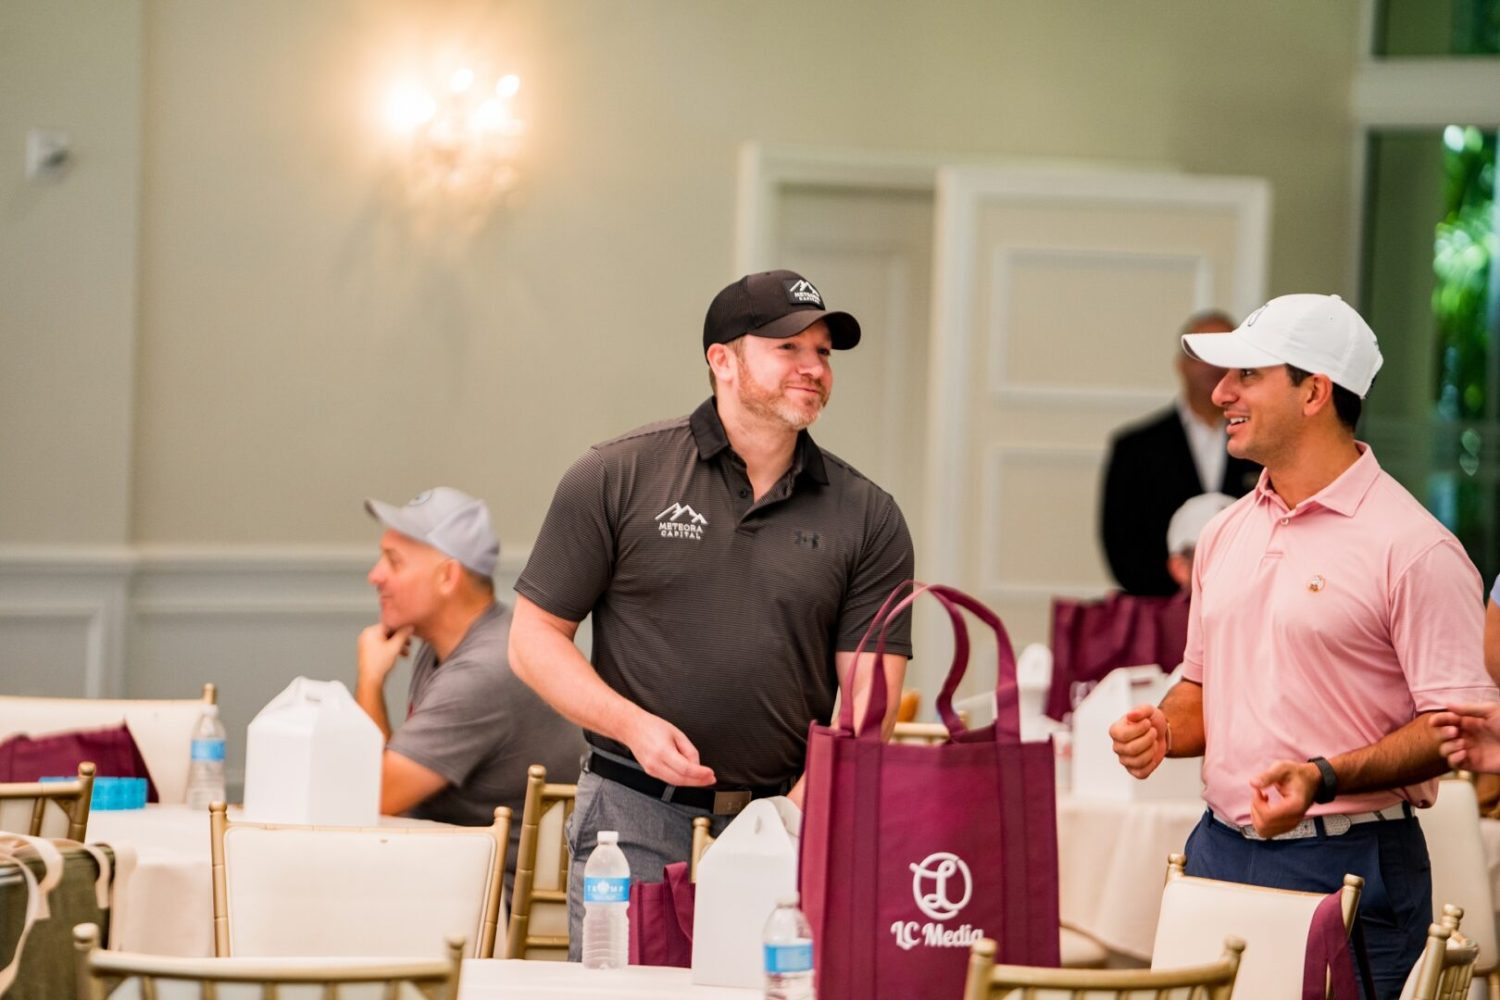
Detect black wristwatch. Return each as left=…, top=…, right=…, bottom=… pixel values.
left=1308, top=756, right=1338, bottom=804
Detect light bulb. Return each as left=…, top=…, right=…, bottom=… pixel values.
left=386, top=81, right=437, bottom=132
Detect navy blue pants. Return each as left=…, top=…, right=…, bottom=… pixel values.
left=1182, top=811, right=1431, bottom=1000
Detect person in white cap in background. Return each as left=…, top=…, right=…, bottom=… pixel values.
left=1163, top=492, right=1235, bottom=591
left=358, top=487, right=584, bottom=894
left=1107, top=294, right=1495, bottom=998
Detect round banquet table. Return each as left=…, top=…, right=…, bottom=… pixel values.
left=457, top=959, right=754, bottom=997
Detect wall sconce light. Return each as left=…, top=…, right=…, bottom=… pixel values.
left=385, top=63, right=525, bottom=205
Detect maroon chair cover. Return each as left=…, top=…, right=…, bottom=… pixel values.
left=628, top=860, right=695, bottom=968
left=1046, top=591, right=1189, bottom=720
left=799, top=582, right=1059, bottom=1000
left=1302, top=889, right=1360, bottom=999
left=0, top=724, right=159, bottom=802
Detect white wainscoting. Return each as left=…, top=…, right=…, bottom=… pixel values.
left=0, top=545, right=530, bottom=793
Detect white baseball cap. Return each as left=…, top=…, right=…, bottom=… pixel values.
left=365, top=487, right=500, bottom=578
left=1167, top=493, right=1236, bottom=556
left=1181, top=294, right=1383, bottom=398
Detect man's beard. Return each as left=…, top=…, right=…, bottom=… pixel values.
left=737, top=371, right=829, bottom=431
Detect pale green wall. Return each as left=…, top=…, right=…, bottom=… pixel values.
left=0, top=1, right=141, bottom=545
left=1, top=0, right=1363, bottom=549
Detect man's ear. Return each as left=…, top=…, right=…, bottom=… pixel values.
left=1302, top=373, right=1335, bottom=418
left=706, top=342, right=735, bottom=387
left=435, top=557, right=461, bottom=596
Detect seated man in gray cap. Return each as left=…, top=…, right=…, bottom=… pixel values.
left=357, top=487, right=584, bottom=889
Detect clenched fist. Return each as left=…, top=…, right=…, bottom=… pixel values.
left=1109, top=703, right=1168, bottom=779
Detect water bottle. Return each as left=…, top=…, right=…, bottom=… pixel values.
left=581, top=830, right=630, bottom=969
left=185, top=704, right=227, bottom=810
left=763, top=893, right=815, bottom=1000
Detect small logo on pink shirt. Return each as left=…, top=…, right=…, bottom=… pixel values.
left=1308, top=575, right=1326, bottom=592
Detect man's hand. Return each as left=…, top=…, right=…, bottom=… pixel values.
left=1109, top=703, right=1168, bottom=779
left=1248, top=760, right=1318, bottom=838
left=357, top=624, right=412, bottom=687
left=1432, top=703, right=1500, bottom=772
left=623, top=711, right=715, bottom=787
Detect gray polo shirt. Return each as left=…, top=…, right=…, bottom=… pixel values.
left=388, top=601, right=585, bottom=887
left=516, top=397, right=914, bottom=788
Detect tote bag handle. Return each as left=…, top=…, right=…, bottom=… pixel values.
left=840, top=581, right=1022, bottom=744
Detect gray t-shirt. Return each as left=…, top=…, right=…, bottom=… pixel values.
left=516, top=398, right=915, bottom=788
left=387, top=601, right=584, bottom=884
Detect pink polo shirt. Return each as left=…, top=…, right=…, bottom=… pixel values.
left=1183, top=444, right=1494, bottom=825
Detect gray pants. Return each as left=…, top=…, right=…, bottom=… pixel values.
left=565, top=765, right=733, bottom=960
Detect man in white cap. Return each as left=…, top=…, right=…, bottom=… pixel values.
left=1107, top=295, right=1495, bottom=998
left=359, top=487, right=584, bottom=892
left=1163, top=492, right=1235, bottom=591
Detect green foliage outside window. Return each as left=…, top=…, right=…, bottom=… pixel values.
left=1431, top=125, right=1496, bottom=562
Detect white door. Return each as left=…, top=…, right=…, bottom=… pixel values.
left=741, top=149, right=1269, bottom=703
left=924, top=165, right=1269, bottom=680
left=771, top=182, right=934, bottom=539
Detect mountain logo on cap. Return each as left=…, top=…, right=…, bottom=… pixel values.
left=1245, top=305, right=1266, bottom=327
left=408, top=490, right=433, bottom=506
left=784, top=279, right=823, bottom=308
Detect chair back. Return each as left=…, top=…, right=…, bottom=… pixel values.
left=209, top=802, right=508, bottom=960
left=504, top=764, right=575, bottom=959
left=0, top=761, right=95, bottom=840
left=1152, top=853, right=1362, bottom=999
left=1417, top=773, right=1499, bottom=974
left=74, top=922, right=463, bottom=1000
left=690, top=815, right=715, bottom=882
left=0, top=684, right=215, bottom=805
left=1406, top=910, right=1480, bottom=1000
left=964, top=934, right=1243, bottom=999
left=891, top=714, right=972, bottom=745
left=892, top=722, right=950, bottom=745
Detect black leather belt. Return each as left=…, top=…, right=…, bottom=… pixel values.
left=587, top=751, right=788, bottom=816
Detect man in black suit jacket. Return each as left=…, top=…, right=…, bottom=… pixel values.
left=1100, top=311, right=1261, bottom=595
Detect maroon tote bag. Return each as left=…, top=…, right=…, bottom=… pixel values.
left=627, top=860, right=695, bottom=968
left=799, top=582, right=1060, bottom=1000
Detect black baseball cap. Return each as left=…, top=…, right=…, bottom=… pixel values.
left=702, top=269, right=861, bottom=355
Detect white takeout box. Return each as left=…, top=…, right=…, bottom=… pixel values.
left=691, top=797, right=799, bottom=988
left=241, top=677, right=382, bottom=826
left=1071, top=664, right=1203, bottom=801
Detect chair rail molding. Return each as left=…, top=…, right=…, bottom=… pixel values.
left=0, top=544, right=531, bottom=700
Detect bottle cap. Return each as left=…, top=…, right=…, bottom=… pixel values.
left=598, top=831, right=618, bottom=845
left=777, top=892, right=800, bottom=907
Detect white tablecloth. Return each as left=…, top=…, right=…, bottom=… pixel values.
left=458, top=960, right=753, bottom=998
left=90, top=805, right=217, bottom=957
left=1056, top=795, right=1204, bottom=960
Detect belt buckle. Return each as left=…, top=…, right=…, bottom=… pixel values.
left=712, top=790, right=751, bottom=816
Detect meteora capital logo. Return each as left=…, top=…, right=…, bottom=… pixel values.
left=890, top=851, right=984, bottom=951
left=783, top=278, right=823, bottom=308
left=655, top=502, right=708, bottom=541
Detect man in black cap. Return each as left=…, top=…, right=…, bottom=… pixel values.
left=510, top=270, right=915, bottom=957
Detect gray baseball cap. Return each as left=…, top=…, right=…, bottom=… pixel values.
left=364, top=487, right=500, bottom=578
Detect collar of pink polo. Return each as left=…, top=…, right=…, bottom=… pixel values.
left=1253, top=442, right=1381, bottom=517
